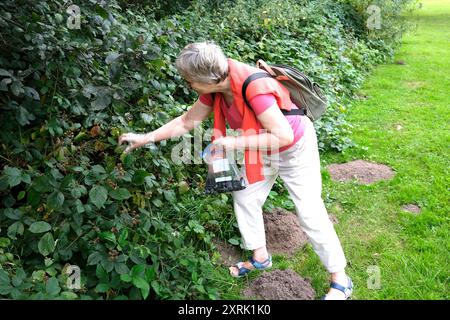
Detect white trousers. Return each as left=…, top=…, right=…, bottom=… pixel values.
left=232, top=117, right=347, bottom=273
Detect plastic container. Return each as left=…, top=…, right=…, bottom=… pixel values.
left=202, top=143, right=246, bottom=194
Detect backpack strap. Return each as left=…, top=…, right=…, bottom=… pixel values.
left=242, top=72, right=306, bottom=117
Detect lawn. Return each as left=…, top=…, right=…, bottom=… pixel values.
left=215, top=0, right=450, bottom=300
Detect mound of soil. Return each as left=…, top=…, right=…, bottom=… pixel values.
left=214, top=207, right=337, bottom=263
left=402, top=204, right=421, bottom=214
left=243, top=269, right=316, bottom=300
left=212, top=238, right=242, bottom=266
left=264, top=208, right=308, bottom=257
left=327, top=160, right=395, bottom=184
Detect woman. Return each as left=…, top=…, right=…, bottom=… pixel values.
left=118, top=42, right=353, bottom=300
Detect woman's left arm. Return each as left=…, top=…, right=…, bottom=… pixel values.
left=214, top=103, right=294, bottom=151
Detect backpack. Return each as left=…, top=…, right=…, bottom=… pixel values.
left=242, top=59, right=328, bottom=121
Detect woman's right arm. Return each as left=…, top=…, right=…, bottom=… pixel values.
left=118, top=99, right=212, bottom=153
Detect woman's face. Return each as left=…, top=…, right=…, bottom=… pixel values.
left=186, top=80, right=218, bottom=95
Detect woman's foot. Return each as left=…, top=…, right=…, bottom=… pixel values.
left=323, top=272, right=353, bottom=300
left=229, top=255, right=272, bottom=277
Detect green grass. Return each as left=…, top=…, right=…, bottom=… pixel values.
left=212, top=0, right=450, bottom=300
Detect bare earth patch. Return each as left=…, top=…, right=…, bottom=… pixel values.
left=243, top=269, right=316, bottom=300
left=212, top=238, right=242, bottom=266
left=327, top=160, right=395, bottom=184
left=264, top=208, right=308, bottom=257
left=214, top=207, right=337, bottom=264
left=402, top=204, right=421, bottom=214
left=328, top=213, right=339, bottom=224
left=403, top=80, right=426, bottom=90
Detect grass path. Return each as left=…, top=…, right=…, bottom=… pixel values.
left=303, top=0, right=449, bottom=299
left=215, top=0, right=449, bottom=300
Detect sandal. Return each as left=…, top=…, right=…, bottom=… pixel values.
left=322, top=276, right=353, bottom=300
left=230, top=255, right=273, bottom=278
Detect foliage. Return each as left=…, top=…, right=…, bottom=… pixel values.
left=0, top=0, right=416, bottom=299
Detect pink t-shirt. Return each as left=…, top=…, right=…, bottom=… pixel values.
left=200, top=93, right=305, bottom=152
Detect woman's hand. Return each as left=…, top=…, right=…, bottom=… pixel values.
left=118, top=132, right=153, bottom=153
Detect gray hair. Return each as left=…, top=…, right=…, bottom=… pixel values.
left=176, top=42, right=229, bottom=84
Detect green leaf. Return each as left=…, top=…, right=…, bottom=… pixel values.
left=29, top=221, right=52, bottom=233
left=96, top=265, right=109, bottom=283
left=120, top=274, right=132, bottom=282
left=105, top=52, right=122, bottom=64
left=130, top=264, right=146, bottom=278
left=7, top=221, right=24, bottom=239
left=95, top=5, right=109, bottom=19
left=91, top=165, right=106, bottom=176
left=114, top=263, right=129, bottom=275
left=87, top=251, right=103, bottom=265
left=132, top=170, right=149, bottom=185
left=24, top=86, right=40, bottom=100
left=32, top=270, right=46, bottom=282
left=0, top=238, right=11, bottom=247
left=132, top=277, right=149, bottom=299
left=21, top=173, right=31, bottom=184
left=101, top=259, right=114, bottom=273
left=118, top=229, right=129, bottom=247
left=32, top=175, right=54, bottom=193
left=0, top=176, right=9, bottom=191
left=91, top=94, right=111, bottom=111
left=71, top=185, right=87, bottom=199
left=4, top=166, right=22, bottom=187
left=0, top=270, right=11, bottom=288
left=164, top=190, right=176, bottom=202
left=12, top=268, right=26, bottom=287
left=74, top=199, right=85, bottom=214
left=17, top=191, right=26, bottom=200
left=44, top=257, right=54, bottom=267
left=11, top=81, right=24, bottom=96
left=47, top=191, right=65, bottom=210
left=95, top=283, right=110, bottom=293
left=228, top=238, right=240, bottom=246
left=89, top=185, right=108, bottom=209
left=0, top=78, right=12, bottom=91
left=121, top=153, right=135, bottom=168
left=0, top=269, right=10, bottom=281
left=141, top=113, right=154, bottom=124
left=17, top=106, right=35, bottom=126
left=152, top=199, right=163, bottom=208
left=61, top=291, right=78, bottom=300
left=4, top=208, right=22, bottom=220
left=151, top=280, right=161, bottom=296
left=99, top=231, right=116, bottom=243
left=145, top=267, right=156, bottom=282
left=0, top=69, right=12, bottom=77
left=46, top=277, right=61, bottom=296
left=140, top=286, right=150, bottom=300
left=178, top=181, right=190, bottom=194
left=27, top=188, right=41, bottom=207
left=38, top=232, right=55, bottom=256
left=109, top=188, right=131, bottom=200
